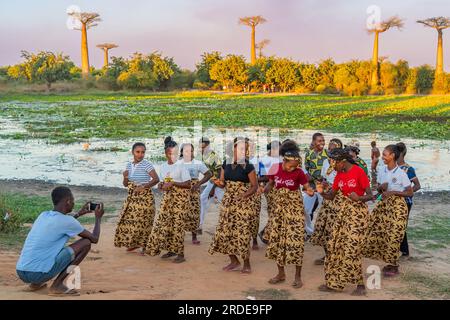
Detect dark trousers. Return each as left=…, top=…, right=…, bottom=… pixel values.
left=400, top=202, right=413, bottom=256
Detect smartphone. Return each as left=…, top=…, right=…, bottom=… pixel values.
left=89, top=202, right=99, bottom=211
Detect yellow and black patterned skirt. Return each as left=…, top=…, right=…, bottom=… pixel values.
left=208, top=181, right=255, bottom=260
left=310, top=191, right=344, bottom=251
left=184, top=179, right=200, bottom=232
left=265, top=188, right=306, bottom=267
left=324, top=196, right=369, bottom=290
left=114, top=183, right=155, bottom=248
left=363, top=196, right=408, bottom=266
left=262, top=189, right=276, bottom=242
left=145, top=186, right=190, bottom=256
left=250, top=193, right=262, bottom=239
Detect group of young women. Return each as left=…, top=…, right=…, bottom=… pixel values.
left=113, top=133, right=420, bottom=296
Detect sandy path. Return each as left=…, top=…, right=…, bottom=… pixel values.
left=0, top=179, right=447, bottom=300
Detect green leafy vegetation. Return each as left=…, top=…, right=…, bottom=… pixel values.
left=0, top=93, right=448, bottom=143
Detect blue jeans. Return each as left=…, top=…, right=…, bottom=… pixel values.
left=17, top=247, right=75, bottom=284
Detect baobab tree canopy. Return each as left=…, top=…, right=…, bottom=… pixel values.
left=97, top=43, right=119, bottom=51
left=68, top=12, right=101, bottom=30
left=367, top=16, right=404, bottom=33
left=239, top=15, right=267, bottom=27
left=417, top=16, right=450, bottom=30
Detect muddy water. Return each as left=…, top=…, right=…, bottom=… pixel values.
left=0, top=120, right=448, bottom=191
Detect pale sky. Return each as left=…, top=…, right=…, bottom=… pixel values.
left=0, top=0, right=448, bottom=70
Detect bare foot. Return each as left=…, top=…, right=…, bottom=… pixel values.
left=318, top=284, right=339, bottom=293
left=292, top=279, right=303, bottom=289
left=314, top=257, right=325, bottom=265
left=241, top=266, right=252, bottom=274
left=48, top=284, right=80, bottom=296
left=161, top=252, right=177, bottom=259
left=351, top=285, right=367, bottom=296
left=268, top=275, right=285, bottom=284
left=222, top=262, right=241, bottom=271
left=25, top=283, right=47, bottom=292
left=173, top=255, right=186, bottom=264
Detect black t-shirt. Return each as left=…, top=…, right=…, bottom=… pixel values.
left=222, top=161, right=255, bottom=183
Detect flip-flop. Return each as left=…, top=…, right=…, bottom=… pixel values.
left=268, top=277, right=285, bottom=285
left=48, top=288, right=80, bottom=297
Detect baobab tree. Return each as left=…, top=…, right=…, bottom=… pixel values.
left=256, top=39, right=270, bottom=58
left=97, top=43, right=118, bottom=68
left=67, top=12, right=101, bottom=78
left=417, top=17, right=450, bottom=77
left=367, top=16, right=404, bottom=88
left=239, top=16, right=267, bottom=64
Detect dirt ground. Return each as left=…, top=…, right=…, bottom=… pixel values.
left=0, top=179, right=449, bottom=300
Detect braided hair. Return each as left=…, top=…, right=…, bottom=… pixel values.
left=329, top=148, right=356, bottom=164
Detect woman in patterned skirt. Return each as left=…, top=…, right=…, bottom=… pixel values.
left=263, top=140, right=314, bottom=288
left=363, top=145, right=413, bottom=277
left=145, top=137, right=191, bottom=264
left=310, top=138, right=343, bottom=265
left=208, top=137, right=258, bottom=274
left=114, top=142, right=160, bottom=254
left=177, top=143, right=212, bottom=245
left=317, top=148, right=373, bottom=296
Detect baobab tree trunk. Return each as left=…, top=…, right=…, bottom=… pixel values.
left=371, top=31, right=380, bottom=88
left=251, top=25, right=256, bottom=65
left=436, top=29, right=444, bottom=76
left=103, top=48, right=109, bottom=68
left=81, top=23, right=90, bottom=78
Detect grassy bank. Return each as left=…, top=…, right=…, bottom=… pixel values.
left=0, top=92, right=448, bottom=143
left=0, top=192, right=100, bottom=249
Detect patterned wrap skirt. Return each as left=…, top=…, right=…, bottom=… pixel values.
left=208, top=181, right=255, bottom=260
left=262, top=189, right=276, bottom=242
left=250, top=193, right=262, bottom=238
left=310, top=191, right=344, bottom=251
left=114, top=183, right=155, bottom=248
left=145, top=186, right=190, bottom=256
left=184, top=179, right=200, bottom=232
left=363, top=195, right=408, bottom=266
left=324, top=196, right=369, bottom=290
left=265, top=188, right=306, bottom=267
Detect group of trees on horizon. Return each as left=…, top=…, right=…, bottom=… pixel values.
left=1, top=11, right=450, bottom=95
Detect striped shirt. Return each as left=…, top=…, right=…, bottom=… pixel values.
left=126, top=159, right=155, bottom=185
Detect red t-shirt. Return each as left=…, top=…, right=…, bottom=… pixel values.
left=268, top=163, right=308, bottom=191
left=332, top=164, right=370, bottom=196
